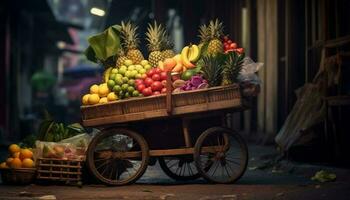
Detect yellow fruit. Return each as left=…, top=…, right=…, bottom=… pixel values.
left=98, top=84, right=110, bottom=97
left=88, top=94, right=100, bottom=105
left=22, top=158, right=34, bottom=168
left=8, top=144, right=20, bottom=154
left=82, top=94, right=90, bottom=105
left=10, top=158, right=22, bottom=168
left=0, top=162, right=8, bottom=169
left=6, top=158, right=13, bottom=166
left=12, top=152, right=20, bottom=158
left=90, top=84, right=99, bottom=94
left=107, top=92, right=117, bottom=101
left=99, top=97, right=108, bottom=104
left=20, top=149, right=33, bottom=160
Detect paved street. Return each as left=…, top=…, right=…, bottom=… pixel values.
left=1, top=145, right=349, bottom=200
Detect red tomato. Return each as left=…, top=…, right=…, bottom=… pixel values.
left=154, top=68, right=162, bottom=74
left=224, top=44, right=230, bottom=50
left=236, top=48, right=244, bottom=54
left=144, top=77, right=154, bottom=87
left=160, top=71, right=167, bottom=80
left=153, top=91, right=161, bottom=95
left=161, top=87, right=167, bottom=93
left=230, top=43, right=237, bottom=49
left=147, top=68, right=156, bottom=77
left=137, top=84, right=146, bottom=92
left=151, top=73, right=161, bottom=81
left=161, top=80, right=167, bottom=86
left=135, top=79, right=144, bottom=86
left=227, top=40, right=232, bottom=44
left=151, top=81, right=163, bottom=91
left=142, top=87, right=152, bottom=96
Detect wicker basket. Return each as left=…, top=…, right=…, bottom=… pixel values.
left=0, top=168, right=36, bottom=185
left=36, top=158, right=83, bottom=184
left=81, top=84, right=241, bottom=126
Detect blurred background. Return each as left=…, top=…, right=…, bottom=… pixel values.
left=0, top=0, right=349, bottom=165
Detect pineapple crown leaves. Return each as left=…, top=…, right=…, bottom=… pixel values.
left=120, top=21, right=140, bottom=50
left=198, top=24, right=210, bottom=43
left=208, top=18, right=224, bottom=39
left=200, top=55, right=224, bottom=87
left=162, top=30, right=174, bottom=50
left=223, top=51, right=245, bottom=82
left=146, top=21, right=166, bottom=52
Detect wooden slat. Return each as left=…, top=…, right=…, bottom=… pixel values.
left=37, top=170, right=82, bottom=175
left=38, top=164, right=82, bottom=169
left=37, top=176, right=79, bottom=181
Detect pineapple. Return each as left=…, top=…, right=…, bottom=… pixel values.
left=120, top=21, right=144, bottom=64
left=115, top=49, right=128, bottom=67
left=198, top=24, right=210, bottom=52
left=207, top=19, right=224, bottom=56
left=221, top=51, right=244, bottom=85
left=201, top=55, right=223, bottom=87
left=161, top=30, right=175, bottom=59
left=146, top=21, right=166, bottom=67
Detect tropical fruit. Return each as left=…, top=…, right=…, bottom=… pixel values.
left=221, top=51, right=244, bottom=85
left=146, top=21, right=166, bottom=67
left=9, top=158, right=22, bottom=168
left=22, top=158, right=34, bottom=168
left=207, top=19, right=224, bottom=56
left=201, top=55, right=223, bottom=86
left=20, top=148, right=33, bottom=160
left=99, top=97, right=108, bottom=104
left=120, top=21, right=144, bottom=64
left=161, top=30, right=175, bottom=59
left=116, top=49, right=128, bottom=67
left=82, top=94, right=90, bottom=105
left=90, top=84, right=99, bottom=94
left=88, top=94, right=100, bottom=105
left=107, top=92, right=118, bottom=101
left=8, top=144, right=20, bottom=154
left=98, top=84, right=110, bottom=97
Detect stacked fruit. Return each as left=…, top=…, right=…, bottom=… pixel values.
left=0, top=144, right=35, bottom=169
left=135, top=68, right=168, bottom=96
left=222, top=35, right=244, bottom=54
left=82, top=82, right=117, bottom=105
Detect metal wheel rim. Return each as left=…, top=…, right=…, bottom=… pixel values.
left=158, top=156, right=200, bottom=181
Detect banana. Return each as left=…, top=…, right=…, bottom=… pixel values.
left=158, top=61, right=164, bottom=70
left=181, top=46, right=195, bottom=68
left=103, top=67, right=112, bottom=83
left=188, top=44, right=200, bottom=62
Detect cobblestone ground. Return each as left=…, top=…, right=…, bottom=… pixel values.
left=0, top=145, right=349, bottom=200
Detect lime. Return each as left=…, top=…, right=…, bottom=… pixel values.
left=115, top=77, right=123, bottom=86
left=111, top=68, right=119, bottom=74
left=113, top=85, right=122, bottom=93
left=127, top=86, right=135, bottom=93
left=109, top=73, right=116, bottom=80
left=140, top=60, right=149, bottom=66
left=124, top=59, right=133, bottom=66
left=122, top=77, right=129, bottom=83
left=144, top=64, right=152, bottom=70
left=132, top=90, right=140, bottom=97
left=181, top=70, right=195, bottom=81
left=138, top=68, right=146, bottom=74
left=107, top=80, right=115, bottom=89
left=128, top=65, right=135, bottom=71
left=121, top=84, right=129, bottom=92
left=128, top=79, right=135, bottom=86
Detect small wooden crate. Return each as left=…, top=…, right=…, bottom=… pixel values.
left=0, top=168, right=36, bottom=185
left=36, top=158, right=83, bottom=184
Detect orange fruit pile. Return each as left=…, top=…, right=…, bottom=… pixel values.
left=0, top=144, right=35, bottom=169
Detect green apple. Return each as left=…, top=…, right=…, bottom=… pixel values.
left=109, top=73, right=116, bottom=80
left=124, top=59, right=133, bottom=66
left=116, top=74, right=123, bottom=78
left=132, top=90, right=140, bottom=97
left=125, top=71, right=132, bottom=78
left=113, top=85, right=121, bottom=93
left=127, top=86, right=135, bottom=93
left=111, top=68, right=119, bottom=74
left=128, top=79, right=135, bottom=86
left=144, top=64, right=152, bottom=71
left=140, top=60, right=149, bottom=66
left=131, top=70, right=138, bottom=77
left=122, top=77, right=129, bottom=83
left=138, top=68, right=146, bottom=74
left=115, top=77, right=123, bottom=86
left=118, top=91, right=124, bottom=99
left=128, top=65, right=135, bottom=71
left=135, top=65, right=143, bottom=71
left=107, top=80, right=115, bottom=89
left=119, top=68, right=126, bottom=76
left=121, top=84, right=129, bottom=92
left=124, top=92, right=130, bottom=98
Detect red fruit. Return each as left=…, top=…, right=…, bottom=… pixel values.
left=160, top=71, right=167, bottom=80
left=227, top=40, right=232, bottom=44
left=144, top=77, right=154, bottom=87
left=224, top=44, right=230, bottom=50
left=161, top=87, right=167, bottom=93
left=161, top=80, right=167, bottom=86
left=230, top=43, right=237, bottom=49
left=137, top=84, right=146, bottom=92
left=236, top=48, right=244, bottom=54
left=151, top=81, right=163, bottom=91
left=153, top=91, right=161, bottom=95
left=154, top=68, right=162, bottom=74
left=147, top=68, right=156, bottom=77
left=141, top=74, right=147, bottom=79
left=151, top=73, right=161, bottom=81
left=135, top=79, right=144, bottom=86
left=172, top=75, right=180, bottom=81
left=142, top=87, right=153, bottom=96
left=223, top=35, right=229, bottom=41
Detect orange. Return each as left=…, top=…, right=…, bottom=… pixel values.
left=22, top=158, right=34, bottom=168
left=12, top=152, right=20, bottom=158
left=19, top=149, right=33, bottom=160
left=8, top=144, right=20, bottom=154
left=10, top=158, right=22, bottom=168
left=6, top=157, right=13, bottom=166
left=0, top=162, right=8, bottom=169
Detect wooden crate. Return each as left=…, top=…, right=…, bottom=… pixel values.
left=36, top=158, right=83, bottom=184
left=81, top=84, right=241, bottom=127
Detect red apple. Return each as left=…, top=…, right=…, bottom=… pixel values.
left=151, top=81, right=163, bottom=91
left=160, top=71, right=167, bottom=80
left=141, top=74, right=147, bottom=79
left=144, top=77, right=154, bottom=87
left=161, top=80, right=167, bottom=86
left=137, top=84, right=146, bottom=92
left=161, top=87, right=167, bottom=93
left=147, top=68, right=156, bottom=77
left=142, top=87, right=152, bottom=96
left=153, top=91, right=161, bottom=95
left=154, top=68, right=162, bottom=74
left=135, top=79, right=144, bottom=86
left=151, top=73, right=161, bottom=81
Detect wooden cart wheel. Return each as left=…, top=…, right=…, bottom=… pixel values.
left=194, top=127, right=248, bottom=184
left=87, top=128, right=149, bottom=185
left=158, top=155, right=201, bottom=181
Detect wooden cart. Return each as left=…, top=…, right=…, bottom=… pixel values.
left=81, top=77, right=249, bottom=185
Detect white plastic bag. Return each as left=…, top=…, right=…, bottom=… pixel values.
left=238, top=57, right=264, bottom=85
